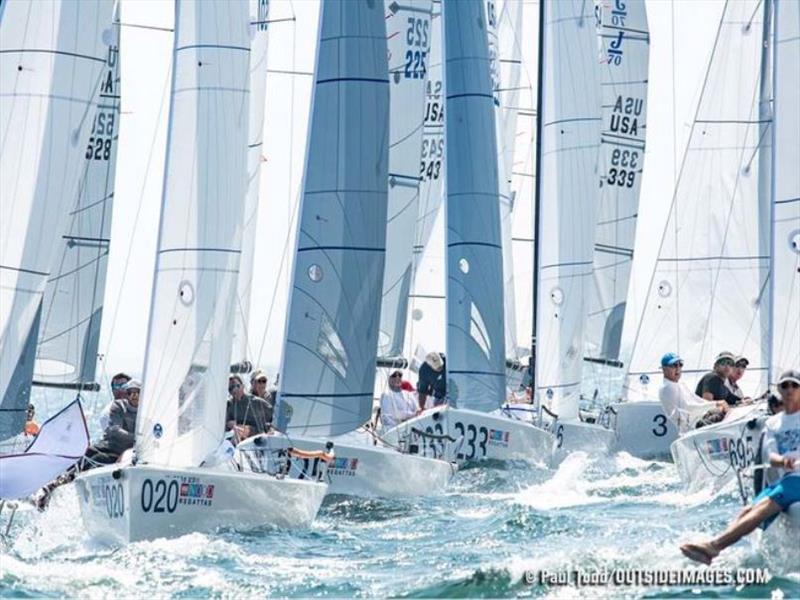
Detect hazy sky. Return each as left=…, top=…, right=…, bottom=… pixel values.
left=95, top=0, right=725, bottom=383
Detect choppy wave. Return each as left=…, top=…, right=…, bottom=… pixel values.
left=2, top=414, right=798, bottom=598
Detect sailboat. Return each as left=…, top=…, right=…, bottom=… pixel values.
left=240, top=0, right=454, bottom=499
left=75, top=0, right=327, bottom=545
left=624, top=0, right=798, bottom=493
left=383, top=0, right=554, bottom=466
left=0, top=0, right=114, bottom=483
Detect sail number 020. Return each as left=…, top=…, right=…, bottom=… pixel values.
left=140, top=478, right=179, bottom=514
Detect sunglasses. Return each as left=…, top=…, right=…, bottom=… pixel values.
left=390, top=374, right=402, bottom=379
left=111, top=382, right=127, bottom=390
left=255, top=378, right=267, bottom=384
left=667, top=362, right=683, bottom=368
left=228, top=383, right=241, bottom=391
left=718, top=359, right=734, bottom=367
left=779, top=381, right=799, bottom=390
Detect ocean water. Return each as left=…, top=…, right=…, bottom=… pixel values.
left=2, top=399, right=799, bottom=598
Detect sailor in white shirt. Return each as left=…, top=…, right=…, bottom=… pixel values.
left=380, top=370, right=417, bottom=430
left=680, top=369, right=800, bottom=565
left=658, top=353, right=727, bottom=433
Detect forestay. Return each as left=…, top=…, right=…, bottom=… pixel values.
left=379, top=0, right=432, bottom=359
left=444, top=0, right=506, bottom=412
left=535, top=0, right=602, bottom=421
left=276, top=0, right=389, bottom=437
left=136, top=0, right=251, bottom=467
left=584, top=0, right=649, bottom=377
left=0, top=0, right=113, bottom=440
left=625, top=1, right=769, bottom=398
left=770, top=0, right=800, bottom=380
left=35, top=12, right=122, bottom=390
left=231, top=0, right=271, bottom=365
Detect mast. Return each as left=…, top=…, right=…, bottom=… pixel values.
left=530, top=0, right=545, bottom=394
left=762, top=0, right=774, bottom=386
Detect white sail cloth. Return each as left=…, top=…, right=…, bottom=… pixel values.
left=276, top=0, right=389, bottom=437
left=625, top=1, right=770, bottom=398
left=443, top=0, right=506, bottom=412
left=535, top=0, right=602, bottom=421
left=770, top=0, right=800, bottom=380
left=36, top=14, right=122, bottom=389
left=0, top=400, right=88, bottom=500
left=0, top=0, right=113, bottom=439
left=585, top=0, right=649, bottom=371
left=136, top=0, right=251, bottom=467
left=231, top=0, right=271, bottom=365
left=378, top=0, right=433, bottom=359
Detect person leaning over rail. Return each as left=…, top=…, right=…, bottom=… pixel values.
left=417, top=351, right=447, bottom=410
left=695, top=351, right=743, bottom=407
left=34, top=379, right=141, bottom=510
left=658, top=353, right=727, bottom=433
left=680, top=369, right=800, bottom=565
left=380, top=370, right=418, bottom=429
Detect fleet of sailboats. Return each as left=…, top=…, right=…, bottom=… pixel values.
left=0, top=0, right=797, bottom=553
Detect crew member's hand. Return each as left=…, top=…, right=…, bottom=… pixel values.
left=783, top=456, right=796, bottom=470
left=234, top=424, right=252, bottom=441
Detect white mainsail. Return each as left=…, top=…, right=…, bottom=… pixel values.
left=378, top=0, right=433, bottom=359
left=276, top=0, right=389, bottom=437
left=35, top=12, right=122, bottom=390
left=443, top=0, right=506, bottom=412
left=535, top=0, right=602, bottom=421
left=405, top=1, right=446, bottom=363
left=135, top=0, right=251, bottom=467
left=584, top=0, right=649, bottom=382
left=0, top=0, right=113, bottom=439
left=231, top=0, right=271, bottom=366
left=770, top=0, right=800, bottom=380
left=625, top=1, right=770, bottom=398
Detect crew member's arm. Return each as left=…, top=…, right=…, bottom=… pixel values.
left=106, top=403, right=134, bottom=446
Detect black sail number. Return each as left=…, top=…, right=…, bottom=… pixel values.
left=105, top=483, right=124, bottom=519
left=651, top=414, right=668, bottom=437
left=141, top=478, right=178, bottom=514
left=454, top=422, right=465, bottom=460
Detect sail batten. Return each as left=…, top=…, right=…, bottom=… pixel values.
left=276, top=0, right=389, bottom=437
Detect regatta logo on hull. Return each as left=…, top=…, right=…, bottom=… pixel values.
left=179, top=478, right=215, bottom=507
left=488, top=429, right=510, bottom=447
left=706, top=437, right=732, bottom=458
left=328, top=457, right=359, bottom=477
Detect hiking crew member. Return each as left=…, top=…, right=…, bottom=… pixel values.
left=680, top=369, right=800, bottom=564
left=695, top=351, right=742, bottom=406
left=380, top=370, right=418, bottom=429
left=658, top=353, right=727, bottom=432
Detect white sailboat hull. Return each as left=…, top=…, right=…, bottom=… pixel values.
left=75, top=464, right=327, bottom=545
left=606, top=401, right=677, bottom=460
left=670, top=404, right=767, bottom=495
left=552, top=420, right=616, bottom=463
left=383, top=406, right=553, bottom=466
left=244, top=432, right=455, bottom=499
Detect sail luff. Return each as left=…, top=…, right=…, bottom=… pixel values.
left=136, top=0, right=251, bottom=467
left=770, top=0, right=800, bottom=381
left=276, top=0, right=390, bottom=437
left=443, top=0, right=506, bottom=412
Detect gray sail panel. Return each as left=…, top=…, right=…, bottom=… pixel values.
left=277, top=0, right=390, bottom=437
left=770, top=0, right=800, bottom=380
left=0, top=1, right=113, bottom=410
left=443, top=0, right=506, bottom=412
left=35, top=18, right=122, bottom=387
left=378, top=0, right=433, bottom=359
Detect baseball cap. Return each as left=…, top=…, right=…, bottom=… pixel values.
left=777, top=369, right=800, bottom=386
left=714, top=351, right=736, bottom=365
left=250, top=369, right=268, bottom=383
left=660, top=352, right=683, bottom=367
left=734, top=355, right=749, bottom=367
left=425, top=352, right=444, bottom=371
left=124, top=379, right=142, bottom=391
